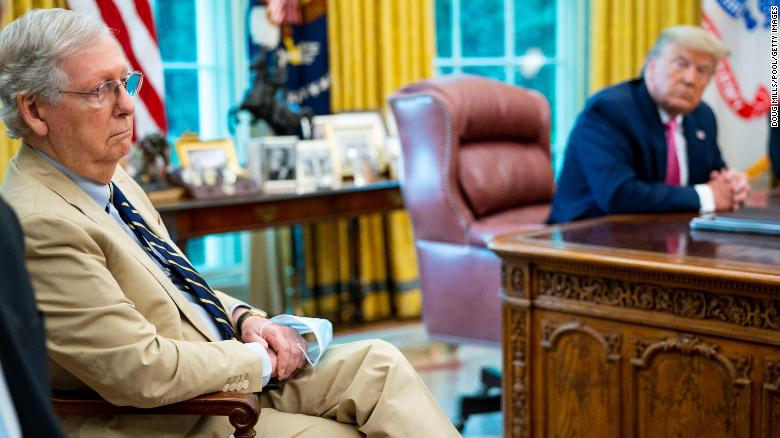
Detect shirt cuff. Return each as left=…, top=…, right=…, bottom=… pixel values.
left=694, top=184, right=715, bottom=214
left=243, top=342, right=272, bottom=387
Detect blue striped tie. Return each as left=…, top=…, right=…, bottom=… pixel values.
left=111, top=182, right=236, bottom=340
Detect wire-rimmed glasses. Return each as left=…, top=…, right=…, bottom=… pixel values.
left=59, top=71, right=144, bottom=105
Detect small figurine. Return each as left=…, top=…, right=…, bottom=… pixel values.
left=238, top=50, right=311, bottom=136
left=128, top=133, right=172, bottom=188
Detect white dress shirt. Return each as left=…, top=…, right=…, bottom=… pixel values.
left=658, top=109, right=716, bottom=214
left=0, top=361, right=22, bottom=438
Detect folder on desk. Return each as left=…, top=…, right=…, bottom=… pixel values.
left=689, top=207, right=780, bottom=235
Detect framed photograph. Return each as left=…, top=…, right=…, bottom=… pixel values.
left=296, top=140, right=340, bottom=189
left=176, top=135, right=239, bottom=172
left=312, top=112, right=387, bottom=179
left=261, top=136, right=298, bottom=191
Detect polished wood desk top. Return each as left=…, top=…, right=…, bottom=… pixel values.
left=491, top=213, right=780, bottom=284
left=157, top=180, right=403, bottom=241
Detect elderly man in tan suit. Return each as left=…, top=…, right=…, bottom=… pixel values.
left=0, top=8, right=459, bottom=438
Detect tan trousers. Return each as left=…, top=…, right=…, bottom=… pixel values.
left=255, top=339, right=461, bottom=437
left=62, top=340, right=460, bottom=437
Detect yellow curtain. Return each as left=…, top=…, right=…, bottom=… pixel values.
left=0, top=0, right=66, bottom=182
left=298, top=0, right=433, bottom=322
left=590, top=0, right=701, bottom=92
left=327, top=0, right=433, bottom=111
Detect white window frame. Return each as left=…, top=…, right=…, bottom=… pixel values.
left=158, top=0, right=252, bottom=286
left=433, top=0, right=590, bottom=177
left=554, top=0, right=590, bottom=175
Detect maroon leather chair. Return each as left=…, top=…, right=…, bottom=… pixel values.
left=389, top=74, right=554, bottom=344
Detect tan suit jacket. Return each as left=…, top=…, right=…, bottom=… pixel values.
left=1, top=145, right=262, bottom=436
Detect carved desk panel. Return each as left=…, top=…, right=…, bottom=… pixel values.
left=492, top=214, right=780, bottom=438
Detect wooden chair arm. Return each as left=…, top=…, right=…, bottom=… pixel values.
left=52, top=390, right=260, bottom=438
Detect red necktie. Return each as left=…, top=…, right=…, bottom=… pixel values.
left=665, top=118, right=681, bottom=185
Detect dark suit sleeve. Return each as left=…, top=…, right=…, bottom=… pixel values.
left=0, top=197, right=64, bottom=437
left=572, top=102, right=700, bottom=215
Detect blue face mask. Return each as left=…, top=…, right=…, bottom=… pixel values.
left=269, top=314, right=333, bottom=366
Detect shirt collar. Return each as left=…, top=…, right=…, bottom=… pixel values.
left=30, top=146, right=111, bottom=210
left=657, top=108, right=683, bottom=128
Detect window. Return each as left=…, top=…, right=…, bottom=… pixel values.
left=155, top=0, right=250, bottom=288
left=434, top=0, right=589, bottom=175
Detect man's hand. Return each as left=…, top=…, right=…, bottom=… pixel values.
left=235, top=312, right=308, bottom=380
left=708, top=170, right=735, bottom=211
left=722, top=169, right=750, bottom=209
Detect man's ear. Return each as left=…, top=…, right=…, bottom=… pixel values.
left=17, top=93, right=49, bottom=137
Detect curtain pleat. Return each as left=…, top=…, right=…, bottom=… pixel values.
left=590, top=0, right=701, bottom=92
left=387, top=210, right=420, bottom=318
left=328, top=0, right=433, bottom=112
left=326, top=0, right=342, bottom=111
left=299, top=0, right=432, bottom=323
left=358, top=214, right=388, bottom=321
left=301, top=221, right=350, bottom=321
left=362, top=4, right=378, bottom=108
left=248, top=230, right=286, bottom=316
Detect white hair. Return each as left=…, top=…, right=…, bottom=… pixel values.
left=643, top=25, right=729, bottom=74
left=0, top=8, right=112, bottom=138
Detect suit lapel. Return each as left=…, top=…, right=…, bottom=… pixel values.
left=18, top=146, right=218, bottom=341
left=682, top=114, right=708, bottom=180
left=635, top=81, right=667, bottom=180
left=112, top=170, right=169, bottom=242
left=114, top=174, right=220, bottom=342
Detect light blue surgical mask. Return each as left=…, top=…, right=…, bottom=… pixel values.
left=270, top=315, right=332, bottom=366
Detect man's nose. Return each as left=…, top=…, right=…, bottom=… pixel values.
left=114, top=85, right=135, bottom=116
left=681, top=65, right=698, bottom=84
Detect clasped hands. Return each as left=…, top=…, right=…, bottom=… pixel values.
left=707, top=168, right=750, bottom=212
left=233, top=311, right=308, bottom=380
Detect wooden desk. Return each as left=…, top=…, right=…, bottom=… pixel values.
left=156, top=181, right=404, bottom=320
left=156, top=180, right=403, bottom=241
left=491, top=214, right=780, bottom=438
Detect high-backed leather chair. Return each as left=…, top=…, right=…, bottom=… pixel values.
left=389, top=74, right=554, bottom=344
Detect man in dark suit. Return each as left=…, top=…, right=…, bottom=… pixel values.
left=0, top=8, right=60, bottom=437
left=0, top=195, right=63, bottom=437
left=549, top=25, right=750, bottom=224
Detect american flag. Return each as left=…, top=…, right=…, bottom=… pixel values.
left=701, top=0, right=771, bottom=173
left=67, top=0, right=168, bottom=140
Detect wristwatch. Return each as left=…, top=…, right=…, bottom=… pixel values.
left=236, top=308, right=269, bottom=342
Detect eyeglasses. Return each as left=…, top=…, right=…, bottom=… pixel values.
left=59, top=71, right=144, bottom=105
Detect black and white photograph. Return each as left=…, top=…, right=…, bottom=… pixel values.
left=261, top=136, right=298, bottom=190
left=296, top=140, right=339, bottom=188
